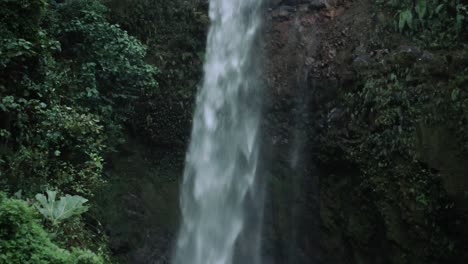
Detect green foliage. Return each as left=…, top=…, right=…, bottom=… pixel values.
left=0, top=0, right=205, bottom=261
left=70, top=248, right=104, bottom=264
left=35, top=190, right=88, bottom=226
left=378, top=0, right=467, bottom=47
left=318, top=48, right=467, bottom=261
left=2, top=98, right=107, bottom=196
left=0, top=0, right=158, bottom=196
left=318, top=1, right=467, bottom=259
left=0, top=194, right=103, bottom=264
left=0, top=194, right=69, bottom=264
left=0, top=0, right=159, bottom=260
left=46, top=0, right=158, bottom=128
left=0, top=0, right=46, bottom=40
left=107, top=0, right=208, bottom=145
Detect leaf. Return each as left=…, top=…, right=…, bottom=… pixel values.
left=35, top=190, right=88, bottom=225
left=451, top=89, right=460, bottom=101
left=399, top=13, right=406, bottom=32
left=456, top=14, right=465, bottom=33
left=13, top=190, right=23, bottom=199
left=35, top=190, right=57, bottom=222
left=415, top=0, right=427, bottom=19
left=405, top=10, right=414, bottom=29
left=435, top=4, right=445, bottom=14
left=399, top=10, right=414, bottom=32
left=53, top=195, right=88, bottom=221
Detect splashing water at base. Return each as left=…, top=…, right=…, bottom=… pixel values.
left=173, top=1, right=264, bottom=264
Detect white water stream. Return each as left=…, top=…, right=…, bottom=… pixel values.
left=173, top=1, right=264, bottom=264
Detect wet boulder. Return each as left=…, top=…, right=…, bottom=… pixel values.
left=392, top=45, right=423, bottom=65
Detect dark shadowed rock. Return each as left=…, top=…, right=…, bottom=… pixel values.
left=309, top=0, right=326, bottom=10
left=393, top=45, right=423, bottom=65
left=352, top=55, right=373, bottom=71
left=271, top=5, right=296, bottom=19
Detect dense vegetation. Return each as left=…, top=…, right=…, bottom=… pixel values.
left=0, top=0, right=159, bottom=196
left=0, top=0, right=158, bottom=261
left=317, top=0, right=467, bottom=262
left=1, top=0, right=466, bottom=263
left=0, top=0, right=206, bottom=262
left=107, top=0, right=208, bottom=146
left=0, top=193, right=103, bottom=263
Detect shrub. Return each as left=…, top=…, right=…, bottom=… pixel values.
left=378, top=0, right=467, bottom=47
left=107, top=0, right=208, bottom=145
left=0, top=0, right=158, bottom=196
left=0, top=194, right=103, bottom=264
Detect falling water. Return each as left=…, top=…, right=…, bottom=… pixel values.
left=173, top=1, right=264, bottom=264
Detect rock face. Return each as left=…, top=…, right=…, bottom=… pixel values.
left=97, top=137, right=184, bottom=264
left=99, top=0, right=467, bottom=263
left=261, top=1, right=369, bottom=262
left=263, top=0, right=468, bottom=263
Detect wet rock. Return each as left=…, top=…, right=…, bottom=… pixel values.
left=449, top=50, right=468, bottom=72
left=416, top=125, right=468, bottom=204
left=281, top=0, right=316, bottom=6
left=269, top=0, right=283, bottom=7
left=309, top=0, right=327, bottom=10
left=272, top=0, right=327, bottom=8
left=271, top=5, right=296, bottom=19
left=419, top=51, right=435, bottom=63
left=341, top=70, right=356, bottom=84
left=352, top=55, right=373, bottom=71
left=398, top=45, right=422, bottom=55
left=326, top=107, right=345, bottom=128
left=413, top=51, right=445, bottom=76
left=298, top=4, right=310, bottom=12
left=427, top=55, right=448, bottom=76
left=393, top=45, right=423, bottom=65
left=305, top=57, right=315, bottom=66
left=353, top=44, right=368, bottom=57
left=373, top=48, right=390, bottom=60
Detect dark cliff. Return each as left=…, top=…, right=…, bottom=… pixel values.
left=97, top=0, right=467, bottom=263
left=264, top=0, right=467, bottom=263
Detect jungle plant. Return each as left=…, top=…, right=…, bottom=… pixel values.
left=0, top=194, right=103, bottom=264
left=107, top=0, right=208, bottom=145
left=0, top=0, right=158, bottom=196
left=0, top=0, right=158, bottom=259
left=378, top=0, right=467, bottom=47
left=317, top=41, right=467, bottom=260
left=35, top=190, right=88, bottom=226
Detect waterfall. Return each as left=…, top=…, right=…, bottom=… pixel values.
left=173, top=1, right=264, bottom=264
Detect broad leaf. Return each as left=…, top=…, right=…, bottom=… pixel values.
left=435, top=4, right=445, bottom=14
left=415, top=0, right=427, bottom=19
left=53, top=194, right=88, bottom=221
left=399, top=10, right=414, bottom=32
left=35, top=190, right=88, bottom=225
